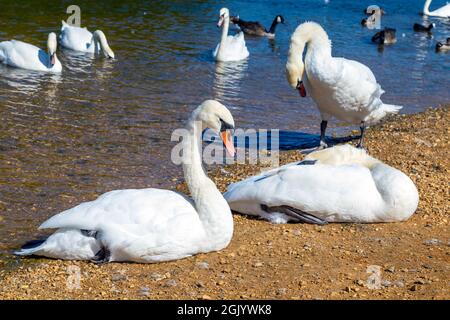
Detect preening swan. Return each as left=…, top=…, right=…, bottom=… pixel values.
left=230, top=15, right=285, bottom=38
left=286, top=22, right=402, bottom=149
left=224, top=145, right=419, bottom=224
left=422, top=0, right=450, bottom=18
left=213, top=8, right=249, bottom=62
left=59, top=21, right=115, bottom=58
left=0, top=33, right=62, bottom=73
left=16, top=100, right=236, bottom=263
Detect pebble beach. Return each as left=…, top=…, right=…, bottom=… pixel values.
left=0, top=106, right=448, bottom=300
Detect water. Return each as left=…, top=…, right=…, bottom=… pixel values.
left=0, top=0, right=449, bottom=262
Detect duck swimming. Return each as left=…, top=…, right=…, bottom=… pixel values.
left=413, top=22, right=435, bottom=32
left=230, top=15, right=285, bottom=38
left=436, top=37, right=450, bottom=51
left=372, top=28, right=397, bottom=44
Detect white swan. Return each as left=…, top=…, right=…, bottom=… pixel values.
left=224, top=145, right=419, bottom=224
left=213, top=8, right=249, bottom=62
left=286, top=22, right=402, bottom=148
left=0, top=33, right=62, bottom=73
left=15, top=100, right=236, bottom=263
left=59, top=21, right=115, bottom=58
left=423, top=0, right=450, bottom=18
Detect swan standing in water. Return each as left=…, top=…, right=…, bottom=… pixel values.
left=224, top=145, right=419, bottom=224
left=59, top=21, right=115, bottom=58
left=0, top=33, right=62, bottom=73
left=422, top=0, right=450, bottom=18
left=213, top=8, right=249, bottom=62
left=286, top=22, right=402, bottom=149
left=16, top=100, right=236, bottom=263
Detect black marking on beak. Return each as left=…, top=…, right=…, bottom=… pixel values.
left=220, top=119, right=234, bottom=133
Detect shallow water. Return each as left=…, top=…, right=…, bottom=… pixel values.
left=0, top=0, right=449, bottom=262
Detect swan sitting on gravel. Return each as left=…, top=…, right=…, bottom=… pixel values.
left=16, top=100, right=236, bottom=263
left=224, top=145, right=419, bottom=224
left=213, top=8, right=249, bottom=62
left=0, top=33, right=62, bottom=73
left=59, top=21, right=115, bottom=58
left=286, top=22, right=402, bottom=149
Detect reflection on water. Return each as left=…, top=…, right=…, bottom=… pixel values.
left=0, top=0, right=449, bottom=262
left=213, top=61, right=248, bottom=103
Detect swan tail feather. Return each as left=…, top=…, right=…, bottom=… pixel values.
left=14, top=239, right=46, bottom=256
left=367, top=103, right=402, bottom=123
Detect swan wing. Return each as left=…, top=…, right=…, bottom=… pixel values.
left=224, top=163, right=384, bottom=223
left=59, top=23, right=94, bottom=52
left=431, top=3, right=450, bottom=16
left=0, top=40, right=48, bottom=71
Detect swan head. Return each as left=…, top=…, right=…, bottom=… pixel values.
left=93, top=30, right=115, bottom=59
left=217, top=8, right=230, bottom=28
left=47, top=32, right=58, bottom=66
left=195, top=100, right=235, bottom=156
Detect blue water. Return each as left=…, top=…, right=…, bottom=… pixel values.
left=0, top=0, right=449, bottom=260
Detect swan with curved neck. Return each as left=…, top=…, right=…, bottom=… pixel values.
left=16, top=100, right=236, bottom=263
left=423, top=0, right=450, bottom=18
left=0, top=33, right=62, bottom=73
left=224, top=144, right=419, bottom=224
left=213, top=8, right=249, bottom=62
left=59, top=21, right=115, bottom=58
left=286, top=22, right=401, bottom=149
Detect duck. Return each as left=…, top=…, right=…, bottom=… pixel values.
left=413, top=22, right=435, bottom=32
left=224, top=144, right=419, bottom=224
left=286, top=22, right=401, bottom=149
left=59, top=21, right=115, bottom=58
left=230, top=15, right=285, bottom=38
left=0, top=33, right=62, bottom=73
left=422, top=0, right=450, bottom=18
left=372, top=28, right=397, bottom=44
left=436, top=37, right=450, bottom=51
left=213, top=8, right=249, bottom=62
left=15, top=100, right=236, bottom=263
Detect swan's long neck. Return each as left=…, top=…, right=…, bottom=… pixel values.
left=182, top=115, right=233, bottom=248
left=286, top=22, right=331, bottom=88
left=423, top=0, right=432, bottom=14
left=218, top=16, right=230, bottom=55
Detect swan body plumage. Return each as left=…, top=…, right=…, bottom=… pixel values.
left=213, top=8, right=249, bottom=62
left=286, top=22, right=402, bottom=147
left=0, top=33, right=62, bottom=73
left=423, top=0, right=450, bottom=18
left=59, top=21, right=115, bottom=58
left=16, top=100, right=236, bottom=263
left=224, top=145, right=419, bottom=224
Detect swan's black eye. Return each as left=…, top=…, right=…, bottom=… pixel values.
left=220, top=119, right=234, bottom=132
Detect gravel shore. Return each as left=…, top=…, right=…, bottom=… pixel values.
left=0, top=106, right=448, bottom=300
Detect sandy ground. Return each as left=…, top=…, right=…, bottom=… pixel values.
left=0, top=107, right=448, bottom=300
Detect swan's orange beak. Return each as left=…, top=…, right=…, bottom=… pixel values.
left=297, top=81, right=306, bottom=97
left=221, top=130, right=235, bottom=157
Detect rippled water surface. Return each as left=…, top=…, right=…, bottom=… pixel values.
left=0, top=0, right=449, bottom=261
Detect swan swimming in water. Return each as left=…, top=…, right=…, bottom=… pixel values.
left=422, top=0, right=450, bottom=18
left=0, top=33, right=62, bottom=73
left=286, top=22, right=402, bottom=149
left=224, top=145, right=419, bottom=224
left=16, top=100, right=236, bottom=263
left=59, top=21, right=115, bottom=58
left=213, top=8, right=249, bottom=62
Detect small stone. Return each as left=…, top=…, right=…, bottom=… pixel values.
left=253, top=262, right=264, bottom=268
left=424, top=239, right=442, bottom=246
left=385, top=266, right=395, bottom=273
left=196, top=262, right=209, bottom=270
left=149, top=272, right=165, bottom=281
left=393, top=281, right=404, bottom=288
left=139, top=287, right=150, bottom=296
left=200, top=295, right=212, bottom=300
left=414, top=278, right=426, bottom=285
left=164, top=279, right=177, bottom=287
left=112, top=274, right=127, bottom=281
left=409, top=284, right=420, bottom=292
left=276, top=288, right=287, bottom=295
left=195, top=282, right=205, bottom=288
